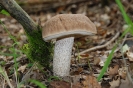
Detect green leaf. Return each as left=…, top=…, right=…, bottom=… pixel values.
left=116, top=0, right=133, bottom=36
left=97, top=45, right=117, bottom=81
left=48, top=76, right=60, bottom=82
left=0, top=52, right=19, bottom=57
left=0, top=10, right=10, bottom=16
left=29, top=79, right=47, bottom=88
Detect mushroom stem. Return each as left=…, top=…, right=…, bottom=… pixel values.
left=53, top=37, right=74, bottom=77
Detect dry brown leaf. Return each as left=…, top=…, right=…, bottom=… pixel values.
left=72, top=82, right=83, bottom=88
left=56, top=6, right=66, bottom=13
left=94, top=57, right=101, bottom=65
left=97, top=27, right=107, bottom=37
left=107, top=64, right=119, bottom=76
left=81, top=75, right=101, bottom=88
left=126, top=50, right=133, bottom=61
left=118, top=67, right=127, bottom=79
left=49, top=81, right=70, bottom=88
left=70, top=67, right=83, bottom=75
left=71, top=75, right=81, bottom=84
left=109, top=75, right=120, bottom=88
left=80, top=53, right=89, bottom=57
left=49, top=80, right=82, bottom=88
left=22, top=64, right=43, bottom=83
left=18, top=64, right=27, bottom=73
left=6, top=56, right=13, bottom=60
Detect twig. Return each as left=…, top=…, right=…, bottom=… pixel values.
left=124, top=37, right=133, bottom=41
left=77, top=32, right=120, bottom=55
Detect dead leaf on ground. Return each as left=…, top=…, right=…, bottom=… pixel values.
left=94, top=57, right=101, bottom=65
left=118, top=67, right=127, bottom=79
left=109, top=75, right=121, bottom=88
left=49, top=80, right=82, bottom=88
left=97, top=27, right=107, bottom=37
left=126, top=50, right=133, bottom=61
left=107, top=64, right=119, bottom=77
left=94, top=54, right=107, bottom=66
left=70, top=67, right=83, bottom=75
left=18, top=64, right=27, bottom=73
left=71, top=75, right=81, bottom=84
left=81, top=75, right=101, bottom=88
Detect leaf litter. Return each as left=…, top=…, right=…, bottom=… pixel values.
left=0, top=0, right=133, bottom=88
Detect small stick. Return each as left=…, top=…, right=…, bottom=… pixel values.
left=77, top=32, right=120, bottom=55
left=124, top=37, right=133, bottom=41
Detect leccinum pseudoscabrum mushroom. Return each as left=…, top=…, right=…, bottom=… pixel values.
left=42, top=14, right=97, bottom=77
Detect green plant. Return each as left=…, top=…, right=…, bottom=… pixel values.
left=0, top=20, right=46, bottom=87
left=97, top=0, right=133, bottom=81
left=0, top=1, right=54, bottom=87
left=0, top=5, right=10, bottom=16
left=0, top=20, right=21, bottom=87
left=22, top=29, right=53, bottom=68
left=29, top=79, right=47, bottom=88
left=0, top=20, right=20, bottom=68
left=48, top=76, right=60, bottom=82
left=0, top=66, right=14, bottom=88
left=0, top=10, right=10, bottom=16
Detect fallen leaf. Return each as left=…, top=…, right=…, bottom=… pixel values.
left=49, top=80, right=70, bottom=88
left=49, top=80, right=82, bottom=88
left=107, top=64, right=119, bottom=77
left=118, top=67, right=127, bottom=79
left=109, top=75, right=120, bottom=88
left=18, top=64, right=27, bottom=73
left=126, top=50, right=133, bottom=61
left=81, top=75, right=101, bottom=88
left=70, top=67, right=83, bottom=75
left=94, top=57, right=101, bottom=65
left=56, top=6, right=66, bottom=13
left=97, top=27, right=107, bottom=37
left=71, top=75, right=81, bottom=84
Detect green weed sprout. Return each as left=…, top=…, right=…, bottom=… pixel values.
left=29, top=79, right=47, bottom=88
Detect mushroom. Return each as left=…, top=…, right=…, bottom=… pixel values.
left=42, top=14, right=97, bottom=77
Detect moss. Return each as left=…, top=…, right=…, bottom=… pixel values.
left=22, top=28, right=53, bottom=68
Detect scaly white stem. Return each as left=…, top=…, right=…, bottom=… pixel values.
left=53, top=37, right=74, bottom=77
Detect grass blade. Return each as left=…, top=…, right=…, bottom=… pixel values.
left=30, top=79, right=47, bottom=88
left=116, top=0, right=133, bottom=35
left=97, top=45, right=117, bottom=81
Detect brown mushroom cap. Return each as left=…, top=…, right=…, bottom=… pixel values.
left=42, top=14, right=97, bottom=41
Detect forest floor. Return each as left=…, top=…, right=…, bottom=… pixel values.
left=0, top=0, right=133, bottom=88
